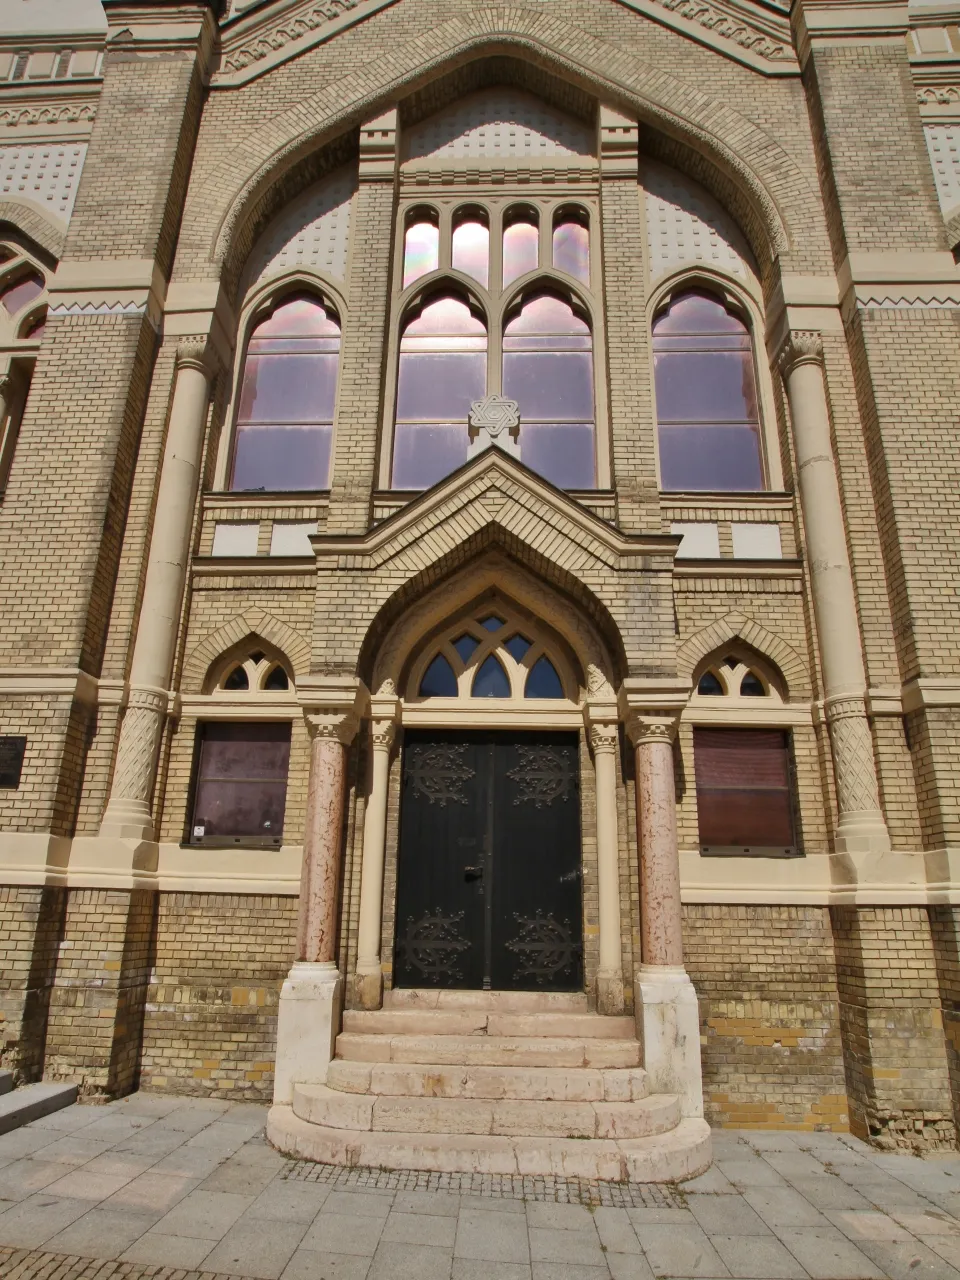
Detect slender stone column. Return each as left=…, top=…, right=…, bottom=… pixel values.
left=633, top=720, right=684, bottom=968
left=626, top=714, right=704, bottom=1117
left=100, top=343, right=213, bottom=840
left=355, top=710, right=398, bottom=1009
left=274, top=707, right=358, bottom=1105
left=590, top=721, right=624, bottom=1015
left=778, top=332, right=890, bottom=853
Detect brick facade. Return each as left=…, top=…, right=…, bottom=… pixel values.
left=0, top=0, right=957, bottom=1149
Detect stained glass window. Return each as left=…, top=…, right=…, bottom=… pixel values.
left=403, top=217, right=440, bottom=287
left=552, top=212, right=589, bottom=284
left=503, top=212, right=539, bottom=287
left=452, top=212, right=489, bottom=287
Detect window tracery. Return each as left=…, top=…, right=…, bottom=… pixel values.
left=410, top=608, right=572, bottom=703
left=211, top=649, right=295, bottom=697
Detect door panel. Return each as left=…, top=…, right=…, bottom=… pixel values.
left=394, top=730, right=583, bottom=991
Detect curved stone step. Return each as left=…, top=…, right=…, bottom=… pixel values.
left=384, top=989, right=589, bottom=1013
left=292, top=1083, right=679, bottom=1140
left=268, top=1104, right=712, bottom=1183
left=341, top=1009, right=636, bottom=1039
left=336, top=1032, right=642, bottom=1069
left=327, top=1059, right=649, bottom=1103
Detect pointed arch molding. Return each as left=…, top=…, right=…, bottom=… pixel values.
left=677, top=610, right=810, bottom=698
left=182, top=610, right=311, bottom=693
left=0, top=201, right=64, bottom=263
left=206, top=9, right=809, bottom=287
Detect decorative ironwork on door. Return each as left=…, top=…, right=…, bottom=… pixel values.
left=394, top=730, right=583, bottom=992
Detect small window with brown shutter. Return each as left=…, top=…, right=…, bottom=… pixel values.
left=694, top=726, right=797, bottom=856
left=188, top=722, right=291, bottom=847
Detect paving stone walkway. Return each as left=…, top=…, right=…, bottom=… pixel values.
left=0, top=1094, right=957, bottom=1280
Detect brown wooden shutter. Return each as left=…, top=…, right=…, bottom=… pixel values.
left=694, top=727, right=795, bottom=851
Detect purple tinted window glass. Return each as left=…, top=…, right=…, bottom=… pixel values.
left=504, top=293, right=589, bottom=337
left=525, top=655, right=564, bottom=699
left=503, top=352, right=594, bottom=420
left=653, top=291, right=763, bottom=493
left=396, top=353, right=486, bottom=420
left=391, top=423, right=470, bottom=489
left=552, top=219, right=589, bottom=283
left=1, top=273, right=43, bottom=315
left=503, top=219, right=539, bottom=286
left=23, top=309, right=46, bottom=339
left=504, top=634, right=532, bottom=662
left=519, top=422, right=595, bottom=489
left=231, top=297, right=340, bottom=492
left=192, top=722, right=290, bottom=841
left=453, top=634, right=480, bottom=663
left=403, top=220, right=439, bottom=287
left=232, top=424, right=332, bottom=491
left=419, top=654, right=458, bottom=697
left=472, top=655, right=510, bottom=697
left=452, top=219, right=489, bottom=287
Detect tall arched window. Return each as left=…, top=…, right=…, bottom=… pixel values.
left=392, top=295, right=487, bottom=489
left=653, top=289, right=763, bottom=492
left=231, top=294, right=340, bottom=492
left=503, top=293, right=595, bottom=489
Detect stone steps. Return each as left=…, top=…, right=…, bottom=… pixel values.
left=327, top=1059, right=649, bottom=1102
left=335, top=1032, right=642, bottom=1069
left=0, top=1071, right=12, bottom=1097
left=293, top=1082, right=678, bottom=1140
left=341, top=1009, right=636, bottom=1040
left=268, top=1105, right=713, bottom=1183
left=0, top=1082, right=78, bottom=1136
left=384, top=989, right=589, bottom=1012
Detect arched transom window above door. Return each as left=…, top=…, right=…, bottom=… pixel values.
left=408, top=608, right=575, bottom=704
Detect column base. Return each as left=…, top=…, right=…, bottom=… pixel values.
left=99, top=797, right=156, bottom=842
left=596, top=967, right=624, bottom=1016
left=273, top=961, right=343, bottom=1105
left=353, top=964, right=384, bottom=1010
left=635, top=965, right=704, bottom=1119
left=835, top=811, right=891, bottom=855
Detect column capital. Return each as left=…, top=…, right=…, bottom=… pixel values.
left=625, top=715, right=678, bottom=748
left=599, top=104, right=639, bottom=178
left=304, top=710, right=360, bottom=745
left=175, top=338, right=218, bottom=377
left=777, top=329, right=824, bottom=377
left=370, top=718, right=397, bottom=751
left=359, top=107, right=398, bottom=183
left=589, top=722, right=619, bottom=755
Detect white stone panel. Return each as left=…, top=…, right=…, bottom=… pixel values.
left=404, top=89, right=593, bottom=162
left=212, top=522, right=259, bottom=557
left=924, top=125, right=960, bottom=217
left=270, top=521, right=318, bottom=557
left=731, top=522, right=782, bottom=560
left=0, top=144, right=87, bottom=223
left=644, top=161, right=756, bottom=283
left=244, top=166, right=356, bottom=292
left=671, top=522, right=721, bottom=559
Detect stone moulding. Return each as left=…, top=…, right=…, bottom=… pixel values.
left=0, top=104, right=97, bottom=130
left=216, top=0, right=400, bottom=85
left=614, top=0, right=797, bottom=74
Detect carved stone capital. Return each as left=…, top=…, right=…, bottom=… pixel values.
left=370, top=718, right=397, bottom=752
left=305, top=709, right=360, bottom=745
left=589, top=722, right=619, bottom=755
left=626, top=715, right=677, bottom=748
left=824, top=694, right=868, bottom=724
left=176, top=339, right=217, bottom=377
left=777, top=330, right=823, bottom=378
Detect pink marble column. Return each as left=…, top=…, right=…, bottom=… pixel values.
left=296, top=713, right=357, bottom=964
left=632, top=720, right=684, bottom=968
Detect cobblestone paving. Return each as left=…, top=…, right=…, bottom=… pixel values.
left=0, top=1094, right=957, bottom=1279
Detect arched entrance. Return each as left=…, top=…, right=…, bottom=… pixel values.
left=393, top=599, right=585, bottom=992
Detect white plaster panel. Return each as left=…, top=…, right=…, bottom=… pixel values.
left=212, top=522, right=259, bottom=557
left=270, top=522, right=318, bottom=557
left=671, top=522, right=721, bottom=559
left=924, top=125, right=960, bottom=217
left=731, top=522, right=782, bottom=560
left=0, top=143, right=87, bottom=224
left=243, top=166, right=356, bottom=293
left=643, top=161, right=756, bottom=283
left=404, top=89, right=593, bottom=162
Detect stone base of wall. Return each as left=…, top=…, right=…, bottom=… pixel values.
left=139, top=893, right=297, bottom=1102
left=1, top=884, right=957, bottom=1135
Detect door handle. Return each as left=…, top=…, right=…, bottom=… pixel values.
left=464, top=866, right=483, bottom=881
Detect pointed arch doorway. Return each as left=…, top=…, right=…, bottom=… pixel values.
left=393, top=603, right=585, bottom=993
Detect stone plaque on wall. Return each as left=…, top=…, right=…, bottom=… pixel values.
left=0, top=736, right=26, bottom=788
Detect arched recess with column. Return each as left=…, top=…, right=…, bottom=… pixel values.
left=342, top=549, right=639, bottom=1013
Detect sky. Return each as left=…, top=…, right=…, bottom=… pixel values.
left=0, top=0, right=107, bottom=37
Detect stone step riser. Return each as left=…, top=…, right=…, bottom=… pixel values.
left=342, top=1010, right=636, bottom=1040
left=327, top=1060, right=649, bottom=1103
left=384, top=990, right=590, bottom=1013
left=335, top=1033, right=642, bottom=1070
left=293, top=1084, right=680, bottom=1140
left=268, top=1105, right=713, bottom=1183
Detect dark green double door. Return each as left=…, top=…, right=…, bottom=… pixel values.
left=394, top=730, right=583, bottom=991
